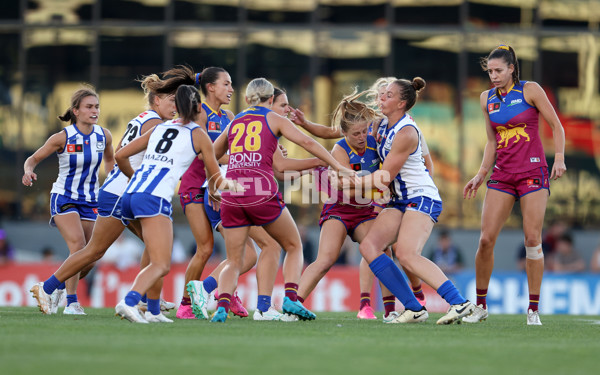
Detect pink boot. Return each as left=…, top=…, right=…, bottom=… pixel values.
left=176, top=304, right=196, bottom=319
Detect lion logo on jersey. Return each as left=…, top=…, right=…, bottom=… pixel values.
left=496, top=123, right=530, bottom=149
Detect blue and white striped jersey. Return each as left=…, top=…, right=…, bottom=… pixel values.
left=101, top=110, right=161, bottom=196
left=125, top=119, right=200, bottom=201
left=50, top=124, right=106, bottom=202
left=375, top=114, right=440, bottom=201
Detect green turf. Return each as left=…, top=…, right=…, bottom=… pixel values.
left=1, top=307, right=598, bottom=375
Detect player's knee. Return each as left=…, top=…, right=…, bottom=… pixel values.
left=394, top=249, right=412, bottom=267
left=282, top=242, right=302, bottom=254
left=358, top=241, right=378, bottom=261
left=524, top=236, right=541, bottom=248
left=68, top=240, right=87, bottom=253
left=314, top=258, right=335, bottom=273
left=525, top=244, right=544, bottom=260
left=193, top=246, right=213, bottom=260
left=255, top=237, right=280, bottom=252
left=478, top=234, right=496, bottom=251
left=155, top=262, right=171, bottom=277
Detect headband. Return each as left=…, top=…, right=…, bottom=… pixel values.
left=195, top=73, right=201, bottom=86
left=497, top=44, right=510, bottom=51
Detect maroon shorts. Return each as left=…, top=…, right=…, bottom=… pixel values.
left=221, top=193, right=285, bottom=228
left=179, top=187, right=206, bottom=214
left=487, top=167, right=549, bottom=199
left=319, top=203, right=377, bottom=236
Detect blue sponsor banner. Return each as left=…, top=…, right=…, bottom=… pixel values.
left=451, top=271, right=600, bottom=315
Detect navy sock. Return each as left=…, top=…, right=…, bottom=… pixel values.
left=66, top=294, right=78, bottom=306
left=148, top=298, right=160, bottom=315
left=257, top=295, right=271, bottom=312
left=58, top=282, right=65, bottom=290
left=43, top=275, right=61, bottom=295
left=141, top=294, right=148, bottom=303
left=124, top=291, right=143, bottom=307
left=203, top=276, right=217, bottom=294
left=437, top=280, right=467, bottom=305
left=369, top=254, right=422, bottom=311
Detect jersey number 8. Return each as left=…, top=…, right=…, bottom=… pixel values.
left=155, top=128, right=179, bottom=154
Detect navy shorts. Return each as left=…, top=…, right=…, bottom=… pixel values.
left=121, top=192, right=173, bottom=221
left=97, top=189, right=129, bottom=226
left=203, top=189, right=222, bottom=230
left=386, top=196, right=442, bottom=223
left=49, top=193, right=98, bottom=227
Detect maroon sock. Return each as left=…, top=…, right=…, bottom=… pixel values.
left=528, top=294, right=539, bottom=312
left=360, top=293, right=371, bottom=310
left=181, top=296, right=191, bottom=306
left=412, top=284, right=425, bottom=300
left=476, top=288, right=488, bottom=309
left=383, top=295, right=396, bottom=317
left=297, top=296, right=305, bottom=303
left=217, top=293, right=231, bottom=313
left=285, top=283, right=298, bottom=302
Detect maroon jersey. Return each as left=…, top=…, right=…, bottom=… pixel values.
left=223, top=106, right=279, bottom=200
left=487, top=81, right=548, bottom=173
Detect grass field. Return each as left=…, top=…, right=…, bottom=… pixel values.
left=1, top=307, right=598, bottom=375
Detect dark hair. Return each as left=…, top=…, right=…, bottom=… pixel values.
left=197, top=67, right=228, bottom=97
left=332, top=88, right=378, bottom=133
left=390, top=77, right=425, bottom=112
left=559, top=233, right=574, bottom=245
left=439, top=228, right=450, bottom=238
left=480, top=44, right=520, bottom=98
left=58, top=87, right=98, bottom=123
left=273, top=87, right=286, bottom=102
left=139, top=65, right=196, bottom=109
left=175, top=85, right=201, bottom=124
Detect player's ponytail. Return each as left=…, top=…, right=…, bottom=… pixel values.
left=139, top=73, right=162, bottom=109
left=391, top=77, right=425, bottom=112
left=58, top=87, right=98, bottom=124
left=332, top=88, right=377, bottom=133
left=138, top=65, right=196, bottom=110
left=175, top=85, right=201, bottom=124
left=507, top=45, right=520, bottom=84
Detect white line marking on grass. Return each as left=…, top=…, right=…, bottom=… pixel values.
left=576, top=319, right=600, bottom=325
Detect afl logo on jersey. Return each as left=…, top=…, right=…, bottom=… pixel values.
left=488, top=102, right=500, bottom=114
left=96, top=141, right=105, bottom=151
left=66, top=144, right=83, bottom=153
left=208, top=121, right=220, bottom=132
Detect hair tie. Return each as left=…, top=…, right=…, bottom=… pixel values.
left=195, top=73, right=201, bottom=86
left=497, top=44, right=510, bottom=51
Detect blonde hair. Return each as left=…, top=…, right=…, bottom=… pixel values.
left=365, top=76, right=397, bottom=110
left=139, top=74, right=163, bottom=109
left=332, top=88, right=378, bottom=133
left=138, top=65, right=196, bottom=110
left=246, top=78, right=274, bottom=105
